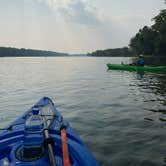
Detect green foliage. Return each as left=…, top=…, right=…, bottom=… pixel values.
left=129, top=26, right=157, bottom=55
left=0, top=47, right=68, bottom=57
left=152, top=9, right=166, bottom=55
left=88, top=47, right=132, bottom=57
left=129, top=9, right=166, bottom=56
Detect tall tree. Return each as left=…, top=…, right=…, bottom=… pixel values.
left=130, top=8, right=166, bottom=56
left=152, top=9, right=166, bottom=55
left=129, top=26, right=157, bottom=55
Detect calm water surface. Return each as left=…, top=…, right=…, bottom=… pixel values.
left=0, top=57, right=166, bottom=166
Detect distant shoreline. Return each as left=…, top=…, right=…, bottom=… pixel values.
left=1, top=46, right=164, bottom=58
left=0, top=55, right=132, bottom=57
left=0, top=47, right=70, bottom=57
left=0, top=46, right=133, bottom=57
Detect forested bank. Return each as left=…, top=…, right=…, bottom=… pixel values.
left=129, top=1, right=166, bottom=56
left=0, top=47, right=68, bottom=57
left=87, top=47, right=132, bottom=57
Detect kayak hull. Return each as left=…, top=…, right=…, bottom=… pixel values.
left=107, top=64, right=166, bottom=72
left=0, top=97, right=99, bottom=166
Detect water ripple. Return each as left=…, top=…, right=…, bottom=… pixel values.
left=0, top=57, right=166, bottom=166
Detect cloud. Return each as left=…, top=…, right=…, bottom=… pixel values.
left=36, top=0, right=101, bottom=26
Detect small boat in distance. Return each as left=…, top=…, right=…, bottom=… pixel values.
left=107, top=64, right=166, bottom=72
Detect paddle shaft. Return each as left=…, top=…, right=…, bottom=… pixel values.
left=61, top=127, right=70, bottom=166
left=42, top=114, right=56, bottom=166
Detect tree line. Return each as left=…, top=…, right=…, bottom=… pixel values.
left=0, top=47, right=68, bottom=57
left=129, top=2, right=166, bottom=56
left=87, top=47, right=132, bottom=57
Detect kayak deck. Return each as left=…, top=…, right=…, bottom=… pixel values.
left=107, top=64, right=166, bottom=72
left=0, top=97, right=99, bottom=166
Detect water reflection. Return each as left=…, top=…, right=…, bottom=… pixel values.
left=136, top=71, right=145, bottom=79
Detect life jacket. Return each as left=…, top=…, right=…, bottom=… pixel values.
left=138, top=58, right=145, bottom=66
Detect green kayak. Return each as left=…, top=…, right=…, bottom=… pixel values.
left=107, top=64, right=166, bottom=72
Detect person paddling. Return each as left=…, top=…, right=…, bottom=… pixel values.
left=130, top=54, right=145, bottom=66
left=137, top=54, right=145, bottom=66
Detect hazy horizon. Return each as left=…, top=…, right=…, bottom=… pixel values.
left=0, top=0, right=165, bottom=54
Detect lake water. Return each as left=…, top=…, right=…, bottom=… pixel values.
left=0, top=57, right=166, bottom=166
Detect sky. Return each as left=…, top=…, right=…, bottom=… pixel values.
left=0, top=0, right=165, bottom=53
